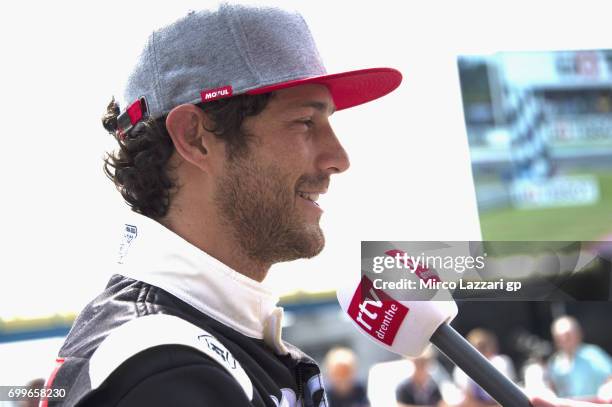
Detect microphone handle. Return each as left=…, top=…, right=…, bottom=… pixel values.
left=430, top=323, right=531, bottom=407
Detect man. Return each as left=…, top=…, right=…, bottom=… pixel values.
left=324, top=347, right=369, bottom=407
left=41, top=3, right=401, bottom=407
left=395, top=348, right=442, bottom=407
left=453, top=328, right=516, bottom=406
left=547, top=315, right=612, bottom=398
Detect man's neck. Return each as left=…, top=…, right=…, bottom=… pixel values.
left=158, top=211, right=270, bottom=282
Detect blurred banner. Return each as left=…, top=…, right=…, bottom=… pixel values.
left=458, top=49, right=612, bottom=240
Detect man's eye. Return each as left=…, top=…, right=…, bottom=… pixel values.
left=296, top=119, right=314, bottom=128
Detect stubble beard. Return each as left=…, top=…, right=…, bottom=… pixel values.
left=214, top=156, right=325, bottom=266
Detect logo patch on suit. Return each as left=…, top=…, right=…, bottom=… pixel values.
left=198, top=334, right=237, bottom=370
left=118, top=224, right=137, bottom=264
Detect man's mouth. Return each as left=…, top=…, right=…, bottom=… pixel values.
left=297, top=191, right=324, bottom=207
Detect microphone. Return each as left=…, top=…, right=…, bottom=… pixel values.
left=337, top=272, right=532, bottom=407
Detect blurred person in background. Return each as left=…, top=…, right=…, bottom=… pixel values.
left=324, top=347, right=369, bottom=407
left=518, top=331, right=555, bottom=400
left=522, top=354, right=557, bottom=401
left=19, top=378, right=45, bottom=407
left=453, top=328, right=516, bottom=406
left=0, top=378, right=46, bottom=407
left=547, top=315, right=612, bottom=398
left=395, top=347, right=443, bottom=407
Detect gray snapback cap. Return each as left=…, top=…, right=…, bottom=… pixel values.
left=116, top=3, right=402, bottom=135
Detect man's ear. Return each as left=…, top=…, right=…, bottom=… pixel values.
left=166, top=104, right=217, bottom=173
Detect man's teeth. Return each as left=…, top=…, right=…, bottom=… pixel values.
left=297, top=191, right=320, bottom=202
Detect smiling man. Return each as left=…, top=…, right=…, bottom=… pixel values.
left=163, top=84, right=346, bottom=282
left=43, top=3, right=401, bottom=407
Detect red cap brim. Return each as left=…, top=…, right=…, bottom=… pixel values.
left=246, top=67, right=402, bottom=111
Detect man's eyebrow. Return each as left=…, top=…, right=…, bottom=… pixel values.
left=292, top=100, right=336, bottom=115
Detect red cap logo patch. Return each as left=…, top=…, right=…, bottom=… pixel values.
left=200, top=85, right=233, bottom=102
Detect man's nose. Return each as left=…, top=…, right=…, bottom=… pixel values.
left=316, top=124, right=350, bottom=175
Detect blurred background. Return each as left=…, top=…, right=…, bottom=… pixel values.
left=459, top=50, right=612, bottom=241
left=1, top=1, right=611, bottom=406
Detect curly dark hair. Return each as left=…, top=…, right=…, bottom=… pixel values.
left=102, top=93, right=274, bottom=219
